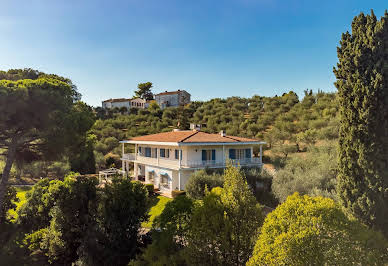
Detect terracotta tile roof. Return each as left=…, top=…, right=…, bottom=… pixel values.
left=155, top=90, right=189, bottom=96
left=128, top=130, right=259, bottom=143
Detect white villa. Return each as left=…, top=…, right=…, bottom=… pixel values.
left=120, top=128, right=265, bottom=194
left=102, top=98, right=150, bottom=110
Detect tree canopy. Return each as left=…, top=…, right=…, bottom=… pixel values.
left=334, top=10, right=388, bottom=237
left=134, top=82, right=154, bottom=100
left=248, top=193, right=388, bottom=266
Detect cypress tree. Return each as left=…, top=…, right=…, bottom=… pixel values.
left=334, top=10, right=388, bottom=237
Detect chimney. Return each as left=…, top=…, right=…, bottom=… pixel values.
left=173, top=129, right=181, bottom=132
left=220, top=130, right=226, bottom=137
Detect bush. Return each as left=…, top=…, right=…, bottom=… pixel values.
left=145, top=183, right=155, bottom=195
left=185, top=170, right=224, bottom=200
left=1, top=186, right=17, bottom=222
left=248, top=193, right=388, bottom=265
left=171, top=190, right=186, bottom=198
left=104, top=152, right=121, bottom=168
left=242, top=167, right=279, bottom=208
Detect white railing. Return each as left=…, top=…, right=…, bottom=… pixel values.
left=182, top=157, right=262, bottom=168
left=122, top=153, right=262, bottom=169
left=122, top=153, right=136, bottom=160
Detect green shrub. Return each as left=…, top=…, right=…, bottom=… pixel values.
left=145, top=184, right=155, bottom=195
left=185, top=170, right=224, bottom=200
left=171, top=190, right=186, bottom=198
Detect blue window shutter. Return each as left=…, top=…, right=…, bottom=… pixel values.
left=175, top=150, right=179, bottom=159
left=139, top=147, right=142, bottom=153
left=229, top=149, right=235, bottom=159
left=245, top=149, right=251, bottom=158
left=202, top=150, right=207, bottom=161
left=212, top=149, right=216, bottom=160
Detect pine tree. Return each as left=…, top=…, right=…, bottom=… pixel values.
left=334, top=10, right=388, bottom=237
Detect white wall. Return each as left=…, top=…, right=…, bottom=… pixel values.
left=144, top=165, right=174, bottom=192
left=181, top=145, right=253, bottom=164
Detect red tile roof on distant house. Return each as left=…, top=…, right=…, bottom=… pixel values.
left=155, top=90, right=189, bottom=96
left=126, top=130, right=259, bottom=143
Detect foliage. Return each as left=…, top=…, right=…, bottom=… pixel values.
left=248, top=193, right=388, bottom=266
left=185, top=165, right=264, bottom=265
left=132, top=196, right=194, bottom=265
left=85, top=178, right=149, bottom=266
left=142, top=196, right=172, bottom=229
left=185, top=169, right=223, bottom=199
left=65, top=102, right=97, bottom=174
left=135, top=82, right=154, bottom=100
left=40, top=175, right=98, bottom=264
left=1, top=186, right=17, bottom=223
left=7, top=186, right=31, bottom=222
left=17, top=178, right=66, bottom=231
left=0, top=69, right=90, bottom=222
left=242, top=167, right=278, bottom=207
left=272, top=145, right=337, bottom=202
left=144, top=183, right=154, bottom=195
left=334, top=10, right=388, bottom=237
left=171, top=190, right=186, bottom=198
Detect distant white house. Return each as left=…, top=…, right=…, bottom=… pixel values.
left=155, top=90, right=191, bottom=109
left=102, top=98, right=150, bottom=110
left=120, top=127, right=265, bottom=194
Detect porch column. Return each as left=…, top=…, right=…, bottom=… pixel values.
left=179, top=148, right=182, bottom=167
left=222, top=145, right=225, bottom=166
left=126, top=161, right=129, bottom=176
left=134, top=163, right=138, bottom=180
left=122, top=160, right=125, bottom=177
left=259, top=145, right=263, bottom=165
left=178, top=171, right=181, bottom=190
left=135, top=144, right=137, bottom=160
left=122, top=142, right=124, bottom=157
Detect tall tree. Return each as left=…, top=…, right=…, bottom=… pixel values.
left=134, top=82, right=154, bottom=100
left=0, top=72, right=80, bottom=222
left=334, top=10, right=388, bottom=236
left=185, top=165, right=263, bottom=265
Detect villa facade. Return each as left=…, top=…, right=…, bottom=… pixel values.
left=120, top=129, right=265, bottom=193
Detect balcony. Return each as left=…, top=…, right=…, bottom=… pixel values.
left=182, top=157, right=262, bottom=168
left=122, top=153, right=136, bottom=160
left=122, top=153, right=262, bottom=169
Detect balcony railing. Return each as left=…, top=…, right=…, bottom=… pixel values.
left=122, top=153, right=136, bottom=160
left=122, top=153, right=262, bottom=168
left=182, top=158, right=262, bottom=168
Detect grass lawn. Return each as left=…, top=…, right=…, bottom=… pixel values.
left=7, top=186, right=32, bottom=222
left=142, top=195, right=172, bottom=228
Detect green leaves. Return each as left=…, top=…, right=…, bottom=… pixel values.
left=248, top=193, right=388, bottom=266
left=334, top=10, right=388, bottom=237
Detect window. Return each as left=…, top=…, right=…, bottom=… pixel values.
left=138, top=146, right=142, bottom=155
left=160, top=148, right=169, bottom=158
left=145, top=147, right=151, bottom=157
left=161, top=173, right=169, bottom=186
left=175, top=149, right=179, bottom=159
left=202, top=149, right=216, bottom=161
left=229, top=148, right=251, bottom=159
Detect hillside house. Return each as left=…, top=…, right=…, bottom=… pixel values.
left=120, top=129, right=265, bottom=194
left=102, top=98, right=131, bottom=109
left=102, top=98, right=150, bottom=110
left=155, top=90, right=191, bottom=109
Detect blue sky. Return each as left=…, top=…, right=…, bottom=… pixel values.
left=0, top=0, right=386, bottom=106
